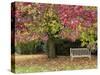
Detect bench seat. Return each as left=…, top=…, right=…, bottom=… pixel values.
left=70, top=48, right=91, bottom=61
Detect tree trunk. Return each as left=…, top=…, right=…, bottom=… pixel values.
left=47, top=37, right=56, bottom=58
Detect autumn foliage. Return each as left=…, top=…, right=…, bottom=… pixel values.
left=11, top=2, right=97, bottom=53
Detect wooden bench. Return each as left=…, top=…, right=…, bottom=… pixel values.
left=70, top=48, right=91, bottom=61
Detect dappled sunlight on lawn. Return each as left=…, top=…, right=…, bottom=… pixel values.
left=11, top=54, right=97, bottom=73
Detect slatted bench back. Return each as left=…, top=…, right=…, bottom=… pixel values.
left=70, top=48, right=91, bottom=60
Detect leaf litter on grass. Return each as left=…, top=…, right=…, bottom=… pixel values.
left=13, top=54, right=97, bottom=73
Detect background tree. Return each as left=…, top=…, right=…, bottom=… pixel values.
left=41, top=5, right=63, bottom=58
left=78, top=23, right=97, bottom=50
left=12, top=2, right=97, bottom=58
left=56, top=5, right=97, bottom=50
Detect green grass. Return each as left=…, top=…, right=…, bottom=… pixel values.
left=15, top=64, right=97, bottom=73
left=15, top=65, right=50, bottom=73
left=12, top=55, right=97, bottom=73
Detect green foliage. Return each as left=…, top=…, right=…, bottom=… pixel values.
left=55, top=38, right=82, bottom=56
left=79, top=23, right=97, bottom=50
left=15, top=40, right=40, bottom=54
left=13, top=3, right=97, bottom=54
left=41, top=5, right=62, bottom=37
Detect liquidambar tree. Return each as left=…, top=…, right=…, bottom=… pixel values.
left=13, top=2, right=97, bottom=58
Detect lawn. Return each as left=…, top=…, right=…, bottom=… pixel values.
left=12, top=54, right=97, bottom=73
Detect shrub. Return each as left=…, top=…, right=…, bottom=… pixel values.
left=15, top=40, right=41, bottom=54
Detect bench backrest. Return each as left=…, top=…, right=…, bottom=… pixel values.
left=70, top=48, right=91, bottom=56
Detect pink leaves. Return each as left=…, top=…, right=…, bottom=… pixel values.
left=56, top=5, right=97, bottom=29
left=81, top=10, right=97, bottom=27
left=40, top=35, right=48, bottom=41
left=56, top=5, right=83, bottom=29
left=13, top=3, right=97, bottom=42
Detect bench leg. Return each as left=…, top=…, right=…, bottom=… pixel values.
left=71, top=57, right=73, bottom=61
left=89, top=56, right=91, bottom=61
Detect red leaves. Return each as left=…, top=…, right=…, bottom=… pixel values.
left=15, top=10, right=22, bottom=17
left=67, top=30, right=80, bottom=42
left=15, top=23, right=26, bottom=32
left=12, top=3, right=97, bottom=42
left=56, top=5, right=83, bottom=30
left=56, top=5, right=97, bottom=29
left=80, top=10, right=97, bottom=27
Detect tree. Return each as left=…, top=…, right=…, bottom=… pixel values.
left=12, top=2, right=97, bottom=58
left=78, top=23, right=97, bottom=50
left=56, top=5, right=97, bottom=49
left=13, top=3, right=62, bottom=58
left=41, top=5, right=63, bottom=58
